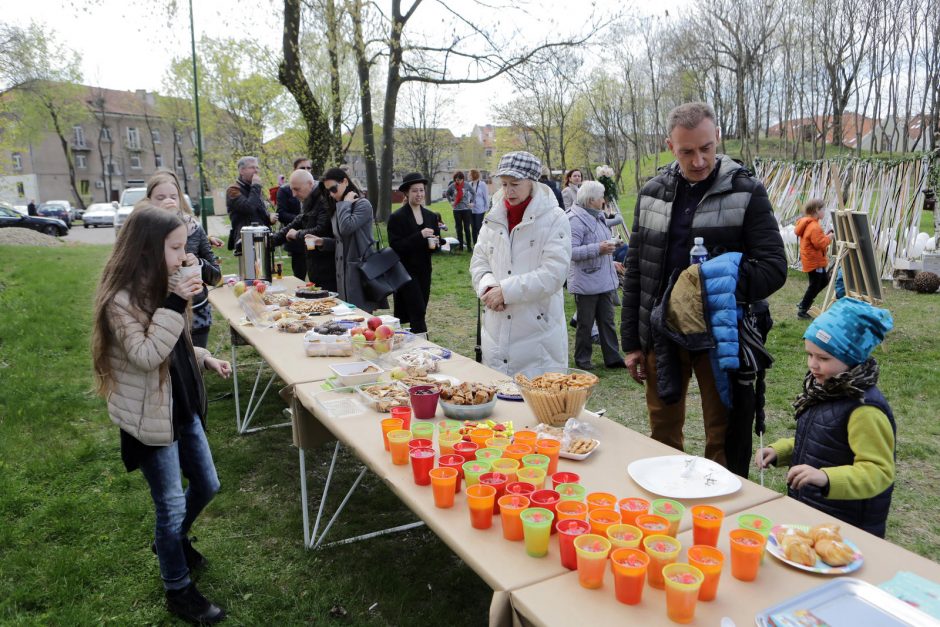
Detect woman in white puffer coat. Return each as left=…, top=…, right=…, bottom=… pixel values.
left=470, top=151, right=572, bottom=375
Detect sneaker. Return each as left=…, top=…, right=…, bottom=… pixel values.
left=797, top=310, right=811, bottom=320
left=152, top=536, right=208, bottom=571
left=165, top=583, right=226, bottom=624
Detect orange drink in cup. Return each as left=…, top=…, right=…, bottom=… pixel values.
left=555, top=499, right=588, bottom=523
left=380, top=418, right=403, bottom=452
left=469, top=428, right=494, bottom=447
left=687, top=544, right=724, bottom=601
left=737, top=513, right=772, bottom=563
left=606, top=524, right=643, bottom=550
left=588, top=508, right=621, bottom=537
left=729, top=528, right=765, bottom=581
left=610, top=547, right=649, bottom=605
left=429, top=467, right=458, bottom=508
left=535, top=438, right=562, bottom=475
left=498, top=494, right=530, bottom=541
left=663, top=563, right=705, bottom=624
left=520, top=507, right=554, bottom=557
left=642, top=534, right=681, bottom=589
left=503, top=443, right=533, bottom=461
left=516, top=466, right=546, bottom=489
left=691, top=505, right=724, bottom=547
left=636, top=514, right=671, bottom=539
left=618, top=497, right=650, bottom=525
left=573, top=534, right=611, bottom=589
left=466, top=484, right=497, bottom=530
left=438, top=431, right=461, bottom=456
left=586, top=491, right=617, bottom=512
left=491, top=457, right=519, bottom=483
left=387, top=429, right=412, bottom=465
left=513, top=430, right=537, bottom=448
left=651, top=498, right=685, bottom=537
left=485, top=436, right=512, bottom=451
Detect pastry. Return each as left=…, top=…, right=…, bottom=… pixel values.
left=774, top=526, right=812, bottom=546
left=783, top=537, right=817, bottom=567
left=808, top=523, right=842, bottom=544
left=814, top=538, right=855, bottom=566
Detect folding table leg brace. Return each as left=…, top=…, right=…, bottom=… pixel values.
left=228, top=326, right=290, bottom=435
left=299, top=442, right=424, bottom=549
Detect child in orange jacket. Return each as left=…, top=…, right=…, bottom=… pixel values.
left=795, top=199, right=832, bottom=318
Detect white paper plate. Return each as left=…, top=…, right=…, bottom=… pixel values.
left=627, top=455, right=742, bottom=498
left=428, top=374, right=460, bottom=386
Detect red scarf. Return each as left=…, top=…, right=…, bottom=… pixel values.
left=505, top=195, right=533, bottom=232
left=454, top=180, right=464, bottom=206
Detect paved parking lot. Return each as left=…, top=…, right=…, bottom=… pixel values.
left=65, top=215, right=228, bottom=245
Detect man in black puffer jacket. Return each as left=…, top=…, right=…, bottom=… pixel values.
left=620, top=102, right=787, bottom=468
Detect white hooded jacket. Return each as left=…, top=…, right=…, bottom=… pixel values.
left=470, top=182, right=572, bottom=375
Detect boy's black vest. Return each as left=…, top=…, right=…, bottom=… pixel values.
left=789, top=386, right=895, bottom=538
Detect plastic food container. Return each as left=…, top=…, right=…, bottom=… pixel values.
left=303, top=331, right=353, bottom=357
left=438, top=397, right=497, bottom=421
left=329, top=361, right=384, bottom=386
left=354, top=382, right=411, bottom=413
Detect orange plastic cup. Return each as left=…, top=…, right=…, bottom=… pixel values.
left=588, top=508, right=621, bottom=537
left=466, top=484, right=497, bottom=530
left=381, top=418, right=403, bottom=452
left=429, top=467, right=458, bottom=509
left=516, top=466, right=546, bottom=489
left=691, top=505, right=724, bottom=547
left=606, top=524, right=643, bottom=550
left=618, top=497, right=650, bottom=525
left=586, top=491, right=617, bottom=512
left=387, top=429, right=412, bottom=465
left=469, top=428, right=494, bottom=447
left=555, top=499, right=588, bottom=523
left=642, top=534, right=681, bottom=589
left=485, top=436, right=512, bottom=451
left=729, top=528, right=765, bottom=581
left=535, top=438, right=562, bottom=476
left=636, top=513, right=671, bottom=539
left=498, top=494, right=530, bottom=541
left=513, top=430, right=538, bottom=448
left=503, top=443, right=533, bottom=461
left=573, top=534, right=611, bottom=589
left=390, top=405, right=411, bottom=431
left=438, top=431, right=461, bottom=456
left=610, top=547, right=650, bottom=605
left=491, top=457, right=520, bottom=483
left=687, top=544, right=724, bottom=601
left=663, top=563, right=705, bottom=624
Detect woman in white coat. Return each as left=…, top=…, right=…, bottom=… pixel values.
left=470, top=151, right=572, bottom=375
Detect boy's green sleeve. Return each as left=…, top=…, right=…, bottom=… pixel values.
left=822, top=406, right=895, bottom=500
left=769, top=438, right=795, bottom=466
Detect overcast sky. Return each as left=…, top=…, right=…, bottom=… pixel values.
left=5, top=0, right=688, bottom=137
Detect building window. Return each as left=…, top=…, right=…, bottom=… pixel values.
left=174, top=131, right=183, bottom=144
left=130, top=154, right=142, bottom=169
left=155, top=154, right=163, bottom=168
left=151, top=129, right=161, bottom=144
left=73, top=125, right=86, bottom=147
left=107, top=160, right=118, bottom=175
left=12, top=152, right=22, bottom=170
left=75, top=154, right=87, bottom=169
left=101, top=127, right=112, bottom=142
left=126, top=127, right=140, bottom=149
left=80, top=180, right=90, bottom=195
left=176, top=156, right=184, bottom=171
left=16, top=182, right=24, bottom=197
left=485, top=149, right=493, bottom=157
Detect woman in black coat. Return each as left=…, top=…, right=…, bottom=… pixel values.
left=387, top=173, right=442, bottom=334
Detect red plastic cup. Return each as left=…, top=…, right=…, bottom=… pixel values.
left=390, top=405, right=411, bottom=431
left=409, top=447, right=435, bottom=485
left=610, top=547, right=650, bottom=605
left=529, top=489, right=562, bottom=534
left=499, top=494, right=530, bottom=541
left=478, top=472, right=509, bottom=514
left=408, top=438, right=433, bottom=450
left=438, top=454, right=465, bottom=493
left=505, top=481, right=536, bottom=498
left=618, top=497, right=650, bottom=525
left=409, top=385, right=439, bottom=419
left=535, top=438, right=562, bottom=476
left=453, top=440, right=479, bottom=464
left=551, top=471, right=581, bottom=489
left=557, top=518, right=591, bottom=570
left=466, top=484, right=497, bottom=530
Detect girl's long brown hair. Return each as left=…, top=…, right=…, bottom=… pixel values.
left=92, top=205, right=185, bottom=397
left=146, top=170, right=193, bottom=214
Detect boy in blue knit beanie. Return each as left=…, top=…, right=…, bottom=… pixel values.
left=756, top=298, right=896, bottom=537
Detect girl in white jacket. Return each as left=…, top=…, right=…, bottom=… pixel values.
left=470, top=151, right=572, bottom=375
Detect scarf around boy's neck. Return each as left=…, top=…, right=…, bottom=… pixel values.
left=792, top=357, right=880, bottom=415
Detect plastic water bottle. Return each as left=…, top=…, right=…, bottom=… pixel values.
left=689, top=237, right=709, bottom=265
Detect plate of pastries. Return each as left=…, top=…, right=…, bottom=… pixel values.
left=767, top=523, right=863, bottom=574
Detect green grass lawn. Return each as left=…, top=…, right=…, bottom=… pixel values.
left=2, top=236, right=939, bottom=624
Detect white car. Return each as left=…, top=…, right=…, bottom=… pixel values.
left=82, top=202, right=117, bottom=228
left=114, top=187, right=147, bottom=231
left=12, top=205, right=29, bottom=216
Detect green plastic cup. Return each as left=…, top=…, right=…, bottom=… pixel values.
left=411, top=421, right=435, bottom=441
left=556, top=482, right=587, bottom=502
left=475, top=447, right=503, bottom=462
left=651, top=498, right=685, bottom=537
left=520, top=507, right=555, bottom=557
left=737, top=513, right=772, bottom=562
left=462, top=459, right=492, bottom=487
left=522, top=453, right=551, bottom=471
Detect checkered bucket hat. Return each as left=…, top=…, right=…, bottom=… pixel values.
left=494, top=151, right=541, bottom=181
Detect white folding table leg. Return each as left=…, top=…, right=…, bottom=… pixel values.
left=231, top=342, right=242, bottom=432
left=299, top=448, right=311, bottom=548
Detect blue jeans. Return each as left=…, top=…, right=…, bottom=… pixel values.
left=139, top=414, right=220, bottom=590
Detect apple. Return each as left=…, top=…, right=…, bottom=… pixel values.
left=362, top=329, right=376, bottom=341
left=390, top=367, right=407, bottom=380
left=374, top=339, right=391, bottom=354
left=233, top=281, right=247, bottom=297
left=367, top=316, right=383, bottom=331
left=374, top=324, right=394, bottom=340
left=255, top=282, right=267, bottom=294
left=349, top=327, right=364, bottom=336
left=351, top=334, right=367, bottom=345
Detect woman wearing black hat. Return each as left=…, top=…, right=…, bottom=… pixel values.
left=387, top=172, right=442, bottom=333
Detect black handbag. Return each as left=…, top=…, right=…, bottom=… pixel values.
left=358, top=242, right=412, bottom=303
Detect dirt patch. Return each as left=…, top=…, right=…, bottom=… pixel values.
left=0, top=228, right=64, bottom=247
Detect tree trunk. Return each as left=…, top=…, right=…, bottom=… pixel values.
left=278, top=0, right=332, bottom=172
left=376, top=1, right=409, bottom=223
left=326, top=0, right=343, bottom=162
left=348, top=0, right=379, bottom=203
left=47, top=103, right=84, bottom=210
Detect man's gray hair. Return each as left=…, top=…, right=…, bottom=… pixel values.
left=576, top=180, right=606, bottom=207
left=666, top=102, right=717, bottom=135
left=237, top=156, right=259, bottom=170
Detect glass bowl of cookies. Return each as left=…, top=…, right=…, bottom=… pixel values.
left=514, top=368, right=599, bottom=426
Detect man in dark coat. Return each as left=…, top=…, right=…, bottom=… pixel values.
left=276, top=157, right=313, bottom=279
left=621, top=102, right=787, bottom=469
left=27, top=200, right=37, bottom=216
left=539, top=167, right=564, bottom=209
left=225, top=156, right=275, bottom=253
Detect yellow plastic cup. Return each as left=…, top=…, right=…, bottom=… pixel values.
left=516, top=466, right=546, bottom=490
left=663, top=563, right=705, bottom=623
left=387, top=429, right=412, bottom=465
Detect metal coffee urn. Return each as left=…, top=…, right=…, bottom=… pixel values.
left=237, top=225, right=274, bottom=283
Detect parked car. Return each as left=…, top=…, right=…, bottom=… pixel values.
left=37, top=201, right=72, bottom=228
left=114, top=187, right=147, bottom=231
left=82, top=202, right=117, bottom=228
left=0, top=202, right=68, bottom=236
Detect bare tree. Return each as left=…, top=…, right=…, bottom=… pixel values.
left=397, top=81, right=453, bottom=183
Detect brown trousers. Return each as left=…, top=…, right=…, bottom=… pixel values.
left=644, top=349, right=728, bottom=466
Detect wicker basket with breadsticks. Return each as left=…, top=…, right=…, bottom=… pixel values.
left=514, top=368, right=599, bottom=426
